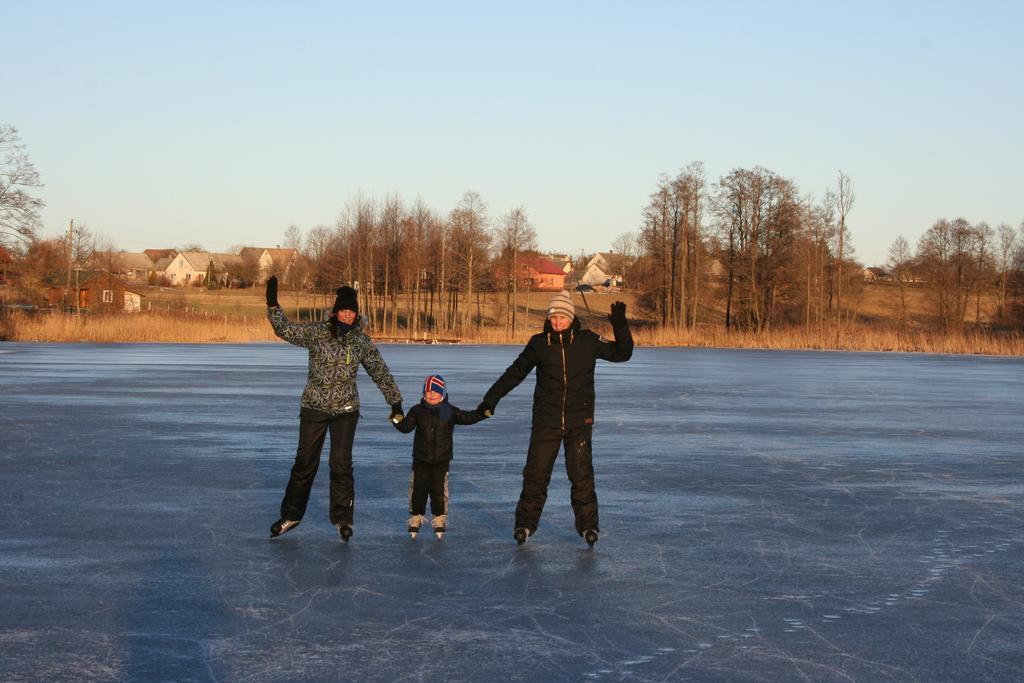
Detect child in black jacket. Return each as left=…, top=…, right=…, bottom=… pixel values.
left=393, top=375, right=486, bottom=538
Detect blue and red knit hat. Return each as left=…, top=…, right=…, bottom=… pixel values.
left=423, top=374, right=447, bottom=399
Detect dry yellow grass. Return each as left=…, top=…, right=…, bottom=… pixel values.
left=3, top=310, right=544, bottom=345
left=5, top=282, right=1022, bottom=355
left=631, top=322, right=1024, bottom=355
left=7, top=311, right=278, bottom=343
left=6, top=310, right=1022, bottom=356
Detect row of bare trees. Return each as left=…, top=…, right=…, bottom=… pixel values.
left=630, top=162, right=1024, bottom=332
left=629, top=160, right=1024, bottom=332
left=889, top=219, right=1024, bottom=330
left=273, top=191, right=539, bottom=336
left=628, top=163, right=864, bottom=334
left=2, top=188, right=549, bottom=335
left=8, top=118, right=1024, bottom=335
left=638, top=162, right=706, bottom=329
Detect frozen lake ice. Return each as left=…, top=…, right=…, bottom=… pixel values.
left=1, top=342, right=1022, bottom=681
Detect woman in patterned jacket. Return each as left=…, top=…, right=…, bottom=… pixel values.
left=265, top=277, right=403, bottom=542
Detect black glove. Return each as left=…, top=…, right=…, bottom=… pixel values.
left=266, top=275, right=279, bottom=308
left=609, top=301, right=627, bottom=329
left=389, top=402, right=404, bottom=424
left=476, top=400, right=495, bottom=418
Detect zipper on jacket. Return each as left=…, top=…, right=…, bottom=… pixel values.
left=560, top=339, right=567, bottom=431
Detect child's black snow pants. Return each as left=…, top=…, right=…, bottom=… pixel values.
left=408, top=460, right=450, bottom=517
left=515, top=424, right=597, bottom=535
left=280, top=408, right=359, bottom=526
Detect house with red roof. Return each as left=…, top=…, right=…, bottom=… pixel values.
left=502, top=255, right=566, bottom=292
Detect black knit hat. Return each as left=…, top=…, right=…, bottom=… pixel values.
left=333, top=286, right=359, bottom=314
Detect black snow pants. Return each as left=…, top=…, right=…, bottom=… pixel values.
left=280, top=407, right=359, bottom=526
left=515, top=424, right=597, bottom=535
left=408, top=460, right=450, bottom=517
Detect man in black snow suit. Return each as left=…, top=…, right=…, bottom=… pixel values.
left=478, top=290, right=633, bottom=546
left=265, top=276, right=403, bottom=542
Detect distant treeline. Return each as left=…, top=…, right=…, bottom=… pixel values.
left=625, top=163, right=1024, bottom=335
left=3, top=125, right=1023, bottom=337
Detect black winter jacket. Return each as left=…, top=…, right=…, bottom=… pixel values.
left=483, top=317, right=633, bottom=430
left=394, top=401, right=485, bottom=464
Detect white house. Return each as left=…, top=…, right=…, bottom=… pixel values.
left=863, top=266, right=890, bottom=282
left=163, top=251, right=213, bottom=286
left=580, top=252, right=630, bottom=287
left=239, top=247, right=298, bottom=284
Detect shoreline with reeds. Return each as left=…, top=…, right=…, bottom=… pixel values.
left=2, top=311, right=1022, bottom=356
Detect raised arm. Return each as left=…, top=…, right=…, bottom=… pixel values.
left=267, top=294, right=321, bottom=349
left=596, top=300, right=634, bottom=363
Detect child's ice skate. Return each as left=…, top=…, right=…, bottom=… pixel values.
left=431, top=514, right=447, bottom=539
left=337, top=524, right=353, bottom=542
left=582, top=529, right=599, bottom=547
left=407, top=514, right=427, bottom=539
left=513, top=527, right=531, bottom=545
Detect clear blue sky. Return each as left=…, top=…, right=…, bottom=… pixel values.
left=7, top=1, right=1023, bottom=265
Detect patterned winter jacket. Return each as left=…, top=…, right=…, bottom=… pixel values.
left=268, top=307, right=402, bottom=415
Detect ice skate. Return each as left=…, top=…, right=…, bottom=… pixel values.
left=582, top=529, right=598, bottom=547
left=431, top=514, right=447, bottom=539
left=337, top=524, right=353, bottom=542
left=407, top=514, right=426, bottom=539
left=513, top=527, right=531, bottom=545
left=270, top=518, right=300, bottom=539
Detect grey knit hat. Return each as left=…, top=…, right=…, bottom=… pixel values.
left=546, top=291, right=575, bottom=319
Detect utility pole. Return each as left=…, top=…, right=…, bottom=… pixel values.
left=65, top=219, right=75, bottom=312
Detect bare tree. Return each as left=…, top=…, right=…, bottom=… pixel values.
left=281, top=224, right=307, bottom=317
left=283, top=224, right=303, bottom=252
left=917, top=218, right=960, bottom=330
left=58, top=222, right=95, bottom=313
left=887, top=235, right=912, bottom=325
left=611, top=231, right=637, bottom=259
left=996, top=223, right=1016, bottom=319
left=305, top=224, right=340, bottom=313
left=641, top=174, right=674, bottom=325
left=830, top=171, right=854, bottom=342
left=336, top=194, right=379, bottom=328
left=377, top=195, right=404, bottom=335
left=709, top=167, right=803, bottom=331
left=0, top=125, right=44, bottom=249
left=674, top=161, right=705, bottom=329
left=401, top=212, right=428, bottom=335
left=951, top=217, right=976, bottom=324
left=611, top=231, right=639, bottom=308
left=64, top=222, right=96, bottom=268
left=449, top=191, right=490, bottom=332
left=429, top=213, right=450, bottom=332
left=797, top=195, right=834, bottom=332
left=497, top=205, right=537, bottom=332
left=972, top=222, right=994, bottom=323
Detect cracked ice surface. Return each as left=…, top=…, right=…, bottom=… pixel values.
left=1, top=343, right=1022, bottom=681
